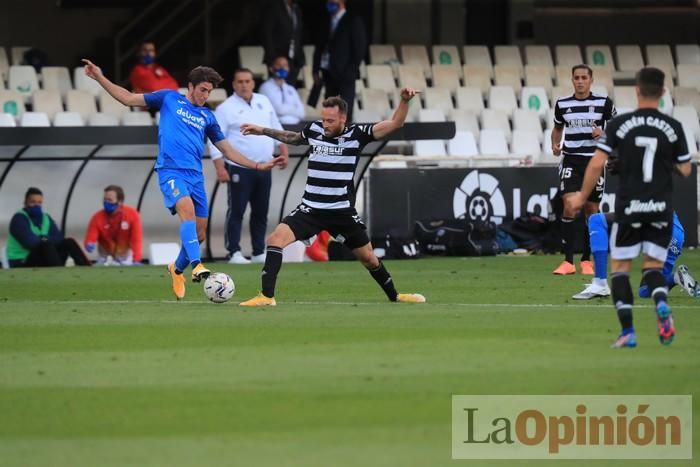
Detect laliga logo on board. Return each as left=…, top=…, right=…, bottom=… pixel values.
left=453, top=170, right=506, bottom=224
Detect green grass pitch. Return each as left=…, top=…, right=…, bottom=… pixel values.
left=0, top=252, right=698, bottom=466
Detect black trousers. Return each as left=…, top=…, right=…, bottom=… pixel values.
left=322, top=70, right=356, bottom=122
left=225, top=165, right=272, bottom=256
left=10, top=238, right=91, bottom=268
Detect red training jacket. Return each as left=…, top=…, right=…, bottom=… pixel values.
left=84, top=205, right=143, bottom=262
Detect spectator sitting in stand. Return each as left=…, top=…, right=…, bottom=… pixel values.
left=7, top=187, right=91, bottom=268
left=129, top=41, right=179, bottom=93
left=84, top=185, right=143, bottom=266
left=259, top=56, right=306, bottom=125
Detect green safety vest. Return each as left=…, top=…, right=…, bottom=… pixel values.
left=6, top=210, right=51, bottom=261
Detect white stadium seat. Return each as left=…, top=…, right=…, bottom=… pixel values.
left=366, top=65, right=396, bottom=94
left=41, top=66, right=72, bottom=98
left=359, top=88, right=392, bottom=119
left=8, top=65, right=39, bottom=102
left=424, top=87, right=454, bottom=114
left=238, top=46, right=266, bottom=77
left=0, top=113, right=16, bottom=127
left=478, top=128, right=509, bottom=155
left=646, top=45, right=675, bottom=72
left=613, top=86, right=637, bottom=110
left=673, top=106, right=700, bottom=143
left=494, top=64, right=522, bottom=93
left=398, top=64, right=427, bottom=92
left=88, top=112, right=120, bottom=126
left=511, top=129, right=542, bottom=157
left=53, top=111, right=84, bottom=126
left=32, top=89, right=63, bottom=119
left=512, top=109, right=543, bottom=142
left=449, top=109, right=480, bottom=138
left=677, top=64, right=700, bottom=90
left=494, top=45, right=523, bottom=76
left=455, top=87, right=484, bottom=116
left=66, top=89, right=97, bottom=120
left=418, top=108, right=446, bottom=122
left=73, top=66, right=102, bottom=96
left=462, top=64, right=492, bottom=98
left=676, top=44, right=700, bottom=66
left=0, top=89, right=25, bottom=120
left=481, top=108, right=511, bottom=141
left=20, top=111, right=50, bottom=127
left=99, top=90, right=130, bottom=117
left=0, top=47, right=9, bottom=83
left=488, top=86, right=518, bottom=116
left=414, top=139, right=447, bottom=157
left=520, top=86, right=549, bottom=117
left=431, top=64, right=461, bottom=95
left=615, top=45, right=644, bottom=73
left=448, top=130, right=479, bottom=157
left=525, top=65, right=553, bottom=91
left=586, top=45, right=615, bottom=70
left=524, top=45, right=554, bottom=73
left=401, top=45, right=432, bottom=78
left=122, top=112, right=153, bottom=126
left=555, top=45, right=583, bottom=67
left=432, top=45, right=461, bottom=67
left=463, top=46, right=493, bottom=70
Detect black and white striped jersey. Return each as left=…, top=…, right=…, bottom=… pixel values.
left=553, top=92, right=616, bottom=157
left=299, top=120, right=374, bottom=210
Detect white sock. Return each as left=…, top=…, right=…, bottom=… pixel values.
left=593, top=278, right=608, bottom=287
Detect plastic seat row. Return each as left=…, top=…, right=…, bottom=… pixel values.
left=0, top=111, right=154, bottom=127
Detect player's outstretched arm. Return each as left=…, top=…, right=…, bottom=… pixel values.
left=241, top=123, right=305, bottom=145
left=372, top=87, right=419, bottom=139
left=213, top=139, right=281, bottom=170
left=82, top=59, right=146, bottom=108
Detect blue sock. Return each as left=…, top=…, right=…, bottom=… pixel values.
left=593, top=251, right=608, bottom=280
left=622, top=326, right=635, bottom=335
left=174, top=246, right=189, bottom=273
left=180, top=220, right=201, bottom=267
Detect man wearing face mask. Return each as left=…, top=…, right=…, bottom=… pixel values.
left=259, top=56, right=306, bottom=125
left=312, top=0, right=367, bottom=122
left=84, top=185, right=143, bottom=266
left=128, top=41, right=179, bottom=93
left=7, top=187, right=91, bottom=268
left=263, top=0, right=305, bottom=86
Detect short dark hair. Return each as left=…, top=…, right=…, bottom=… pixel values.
left=233, top=68, right=255, bottom=81
left=636, top=67, right=665, bottom=99
left=104, top=185, right=125, bottom=202
left=322, top=96, right=348, bottom=114
left=24, top=187, right=42, bottom=202
left=572, top=64, right=593, bottom=77
left=187, top=66, right=223, bottom=87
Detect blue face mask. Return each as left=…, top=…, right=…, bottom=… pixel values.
left=273, top=68, right=289, bottom=80
left=28, top=205, right=42, bottom=217
left=103, top=202, right=119, bottom=214
left=141, top=55, right=156, bottom=65
left=326, top=1, right=339, bottom=14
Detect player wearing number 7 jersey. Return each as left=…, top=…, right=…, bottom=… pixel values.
left=82, top=59, right=282, bottom=299
left=572, top=67, right=692, bottom=348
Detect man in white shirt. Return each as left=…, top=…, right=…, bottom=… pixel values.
left=259, top=56, right=306, bottom=125
left=209, top=68, right=289, bottom=264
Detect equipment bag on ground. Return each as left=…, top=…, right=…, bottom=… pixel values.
left=413, top=219, right=499, bottom=256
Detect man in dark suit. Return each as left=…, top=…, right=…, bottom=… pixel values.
left=263, top=0, right=305, bottom=86
left=312, top=0, right=367, bottom=122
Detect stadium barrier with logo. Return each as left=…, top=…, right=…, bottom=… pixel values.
left=368, top=166, right=698, bottom=247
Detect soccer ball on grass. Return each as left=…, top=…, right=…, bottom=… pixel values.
left=203, top=272, right=235, bottom=303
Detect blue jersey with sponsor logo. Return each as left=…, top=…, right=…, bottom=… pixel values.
left=144, top=90, right=225, bottom=171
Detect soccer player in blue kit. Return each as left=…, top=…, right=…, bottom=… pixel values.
left=82, top=59, right=281, bottom=300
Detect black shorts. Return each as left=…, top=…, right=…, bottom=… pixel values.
left=558, top=155, right=605, bottom=203
left=282, top=204, right=370, bottom=250
left=610, top=221, right=672, bottom=262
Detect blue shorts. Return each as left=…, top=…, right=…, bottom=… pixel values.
left=157, top=168, right=208, bottom=218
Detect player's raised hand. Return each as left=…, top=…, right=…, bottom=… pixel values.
left=399, top=87, right=419, bottom=102
left=81, top=59, right=103, bottom=81
left=241, top=123, right=264, bottom=136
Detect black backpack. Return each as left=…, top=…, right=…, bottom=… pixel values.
left=414, top=219, right=499, bottom=256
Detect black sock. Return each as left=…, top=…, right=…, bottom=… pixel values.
left=368, top=261, right=398, bottom=302
left=261, top=246, right=283, bottom=298
left=561, top=217, right=575, bottom=263
left=611, top=272, right=634, bottom=331
left=642, top=268, right=668, bottom=305
left=581, top=222, right=591, bottom=262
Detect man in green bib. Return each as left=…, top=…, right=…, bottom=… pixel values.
left=7, top=187, right=90, bottom=268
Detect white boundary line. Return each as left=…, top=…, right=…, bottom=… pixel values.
left=0, top=300, right=697, bottom=309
